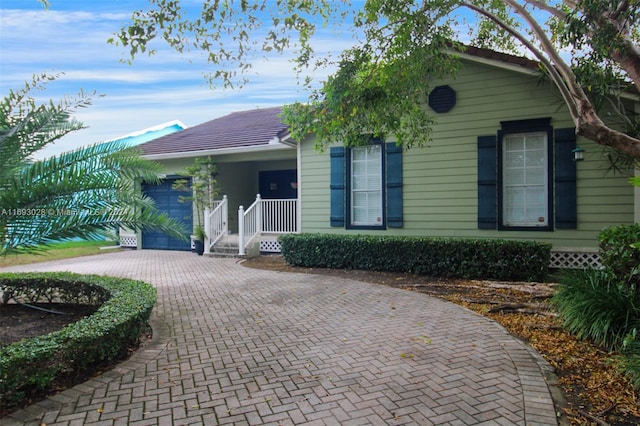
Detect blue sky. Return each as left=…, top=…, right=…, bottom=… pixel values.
left=0, top=0, right=353, bottom=158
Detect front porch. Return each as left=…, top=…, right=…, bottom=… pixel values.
left=204, top=194, right=299, bottom=257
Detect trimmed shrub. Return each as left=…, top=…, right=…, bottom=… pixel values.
left=279, top=234, right=550, bottom=282
left=0, top=272, right=157, bottom=409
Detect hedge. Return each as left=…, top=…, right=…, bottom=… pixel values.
left=0, top=272, right=157, bottom=409
left=279, top=234, right=550, bottom=282
left=598, top=223, right=640, bottom=287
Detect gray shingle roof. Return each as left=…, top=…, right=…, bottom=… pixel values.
left=139, top=106, right=288, bottom=156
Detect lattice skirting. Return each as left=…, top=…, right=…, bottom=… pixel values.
left=260, top=240, right=282, bottom=253
left=549, top=249, right=601, bottom=269
left=119, top=233, right=137, bottom=248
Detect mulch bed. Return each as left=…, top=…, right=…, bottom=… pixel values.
left=0, top=303, right=98, bottom=347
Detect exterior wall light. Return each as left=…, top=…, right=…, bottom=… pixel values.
left=572, top=147, right=585, bottom=161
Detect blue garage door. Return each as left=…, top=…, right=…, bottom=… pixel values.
left=142, top=178, right=192, bottom=251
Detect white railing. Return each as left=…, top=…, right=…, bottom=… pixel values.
left=261, top=198, right=298, bottom=234
left=238, top=194, right=299, bottom=256
left=204, top=195, right=228, bottom=254
left=238, top=195, right=261, bottom=256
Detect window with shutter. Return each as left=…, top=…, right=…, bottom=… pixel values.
left=329, top=141, right=403, bottom=229
left=477, top=119, right=576, bottom=231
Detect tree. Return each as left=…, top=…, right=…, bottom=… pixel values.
left=112, top=1, right=640, bottom=156
left=0, top=73, right=188, bottom=255
left=171, top=156, right=220, bottom=239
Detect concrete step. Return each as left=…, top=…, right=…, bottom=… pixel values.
left=206, top=235, right=243, bottom=258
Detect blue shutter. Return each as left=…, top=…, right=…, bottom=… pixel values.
left=386, top=142, right=403, bottom=228
left=554, top=128, right=577, bottom=229
left=478, top=135, right=498, bottom=229
left=330, top=147, right=345, bottom=227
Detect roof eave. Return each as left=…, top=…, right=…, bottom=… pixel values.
left=142, top=141, right=295, bottom=161
left=453, top=50, right=540, bottom=76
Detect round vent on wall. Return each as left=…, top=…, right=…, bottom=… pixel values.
left=428, top=85, right=456, bottom=113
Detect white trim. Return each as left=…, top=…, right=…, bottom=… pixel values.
left=454, top=52, right=539, bottom=76
left=142, top=142, right=295, bottom=161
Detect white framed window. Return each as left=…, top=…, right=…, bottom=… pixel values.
left=350, top=145, right=383, bottom=226
left=502, top=132, right=548, bottom=227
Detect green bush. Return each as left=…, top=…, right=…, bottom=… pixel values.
left=0, top=272, right=157, bottom=409
left=279, top=234, right=550, bottom=282
left=598, top=223, right=640, bottom=289
left=621, top=334, right=640, bottom=390
left=552, top=269, right=639, bottom=351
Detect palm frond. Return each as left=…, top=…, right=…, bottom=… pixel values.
left=1, top=74, right=187, bottom=255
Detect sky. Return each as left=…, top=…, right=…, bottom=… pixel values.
left=0, top=0, right=353, bottom=158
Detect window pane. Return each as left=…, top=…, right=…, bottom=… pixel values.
left=351, top=145, right=382, bottom=226
left=502, top=132, right=548, bottom=227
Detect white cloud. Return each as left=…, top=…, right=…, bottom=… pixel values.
left=1, top=1, right=353, bottom=160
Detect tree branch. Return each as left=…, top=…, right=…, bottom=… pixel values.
left=612, top=0, right=630, bottom=20
left=459, top=1, right=581, bottom=121
left=523, top=0, right=567, bottom=19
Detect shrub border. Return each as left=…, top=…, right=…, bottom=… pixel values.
left=0, top=272, right=157, bottom=409
left=279, top=234, right=551, bottom=282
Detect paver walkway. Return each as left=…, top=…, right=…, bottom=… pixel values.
left=2, top=250, right=558, bottom=425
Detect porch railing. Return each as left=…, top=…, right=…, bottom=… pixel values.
left=261, top=198, right=298, bottom=234
left=238, top=194, right=299, bottom=256
left=204, top=195, right=228, bottom=254
left=238, top=195, right=261, bottom=256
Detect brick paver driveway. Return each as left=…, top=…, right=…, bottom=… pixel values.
left=2, top=250, right=558, bottom=425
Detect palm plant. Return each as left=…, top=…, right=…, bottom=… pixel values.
left=0, top=73, right=187, bottom=255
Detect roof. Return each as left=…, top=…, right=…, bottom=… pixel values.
left=462, top=45, right=540, bottom=71
left=139, top=106, right=288, bottom=157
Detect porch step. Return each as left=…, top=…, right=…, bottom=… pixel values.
left=205, top=235, right=243, bottom=259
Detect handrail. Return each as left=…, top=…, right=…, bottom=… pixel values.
left=238, top=194, right=261, bottom=256
left=204, top=195, right=228, bottom=254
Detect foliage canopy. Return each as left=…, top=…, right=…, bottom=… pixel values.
left=113, top=1, right=640, bottom=155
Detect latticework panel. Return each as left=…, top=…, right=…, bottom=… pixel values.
left=550, top=250, right=601, bottom=269
left=260, top=240, right=282, bottom=253
left=119, top=234, right=137, bottom=248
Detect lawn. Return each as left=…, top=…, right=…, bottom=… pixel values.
left=0, top=240, right=122, bottom=267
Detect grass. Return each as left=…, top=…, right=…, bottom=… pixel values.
left=0, top=240, right=122, bottom=268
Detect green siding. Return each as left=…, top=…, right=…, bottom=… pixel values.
left=300, top=59, right=634, bottom=249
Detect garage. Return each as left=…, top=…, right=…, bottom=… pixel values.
left=141, top=178, right=193, bottom=251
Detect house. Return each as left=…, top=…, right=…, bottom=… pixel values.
left=133, top=47, right=639, bottom=268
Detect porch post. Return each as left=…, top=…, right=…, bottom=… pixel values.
left=256, top=194, right=262, bottom=234
left=238, top=205, right=245, bottom=256
left=222, top=195, right=228, bottom=235
left=204, top=207, right=211, bottom=255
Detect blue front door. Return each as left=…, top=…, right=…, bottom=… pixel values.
left=142, top=178, right=193, bottom=251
